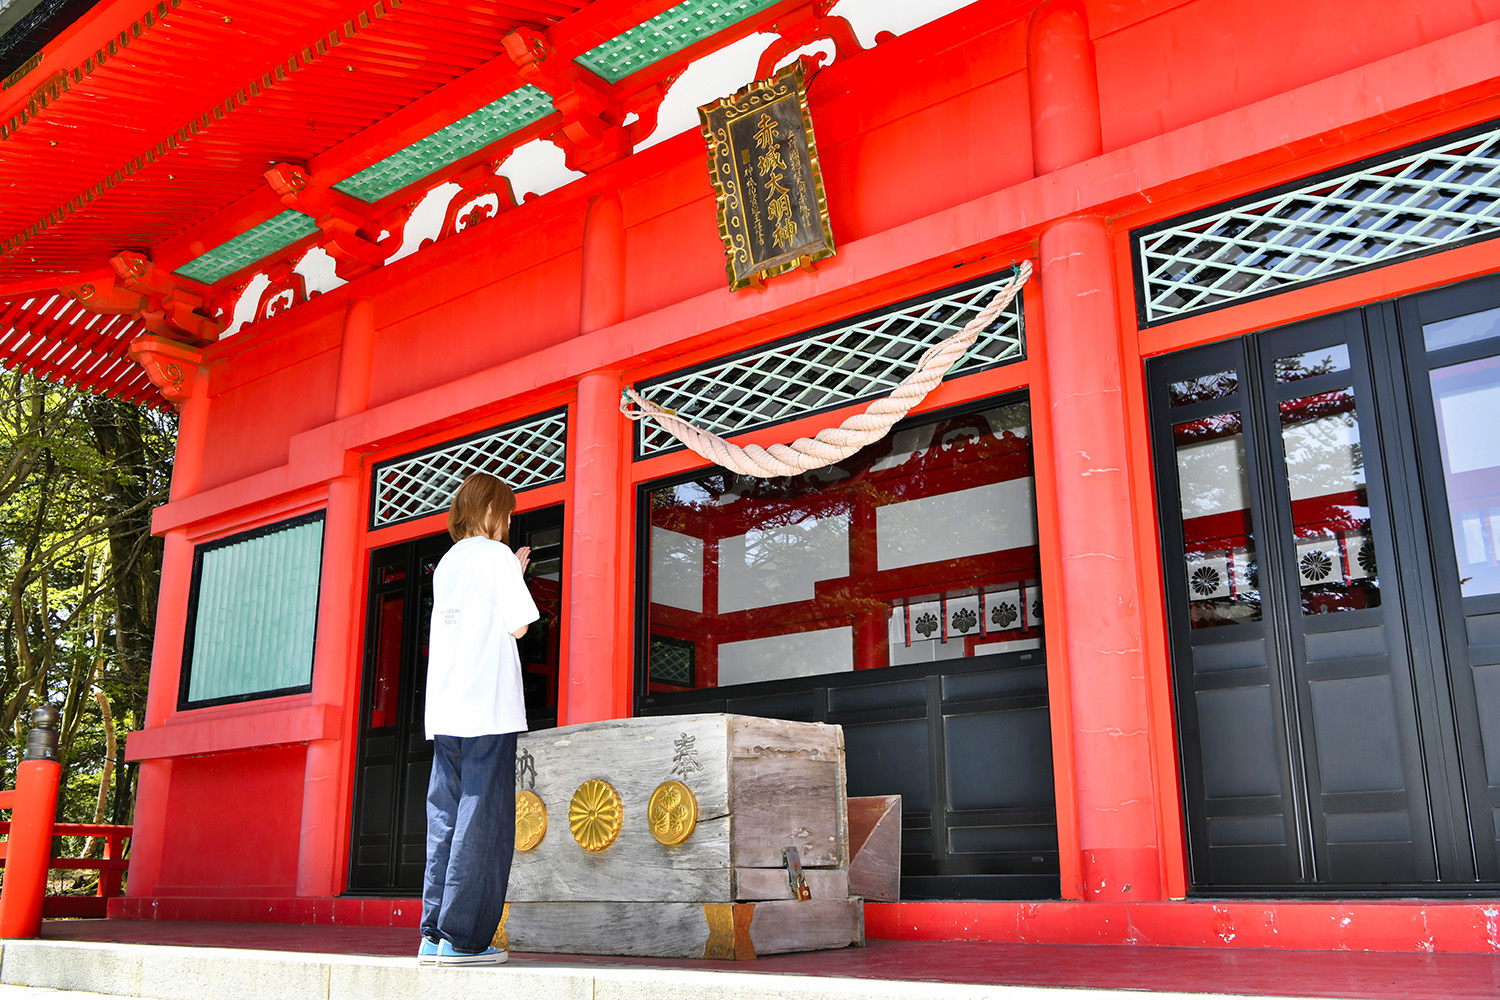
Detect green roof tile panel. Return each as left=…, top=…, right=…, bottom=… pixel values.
left=574, top=0, right=781, bottom=84
left=184, top=514, right=325, bottom=705
left=174, top=211, right=318, bottom=285
left=333, top=85, right=554, bottom=204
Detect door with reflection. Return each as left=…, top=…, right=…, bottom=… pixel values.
left=1150, top=312, right=1441, bottom=889
left=346, top=506, right=565, bottom=895
left=1400, top=278, right=1500, bottom=881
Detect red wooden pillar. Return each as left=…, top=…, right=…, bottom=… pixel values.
left=564, top=193, right=632, bottom=724
left=0, top=759, right=60, bottom=938
left=125, top=366, right=211, bottom=898
left=297, top=299, right=375, bottom=895
left=1029, top=0, right=1162, bottom=901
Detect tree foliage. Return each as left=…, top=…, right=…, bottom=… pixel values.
left=0, top=369, right=175, bottom=836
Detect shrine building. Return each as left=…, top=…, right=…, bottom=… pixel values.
left=6, top=0, right=1500, bottom=954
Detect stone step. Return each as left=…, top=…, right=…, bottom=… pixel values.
left=0, top=939, right=1347, bottom=1000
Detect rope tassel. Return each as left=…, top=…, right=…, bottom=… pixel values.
left=621, top=259, right=1034, bottom=479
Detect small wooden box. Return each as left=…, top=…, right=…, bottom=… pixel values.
left=499, top=713, right=863, bottom=959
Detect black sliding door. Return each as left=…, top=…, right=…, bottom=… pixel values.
left=346, top=507, right=565, bottom=895
left=1151, top=272, right=1500, bottom=892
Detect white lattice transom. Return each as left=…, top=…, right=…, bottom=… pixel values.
left=632, top=273, right=1025, bottom=456
left=372, top=411, right=568, bottom=528
left=1137, top=124, right=1500, bottom=324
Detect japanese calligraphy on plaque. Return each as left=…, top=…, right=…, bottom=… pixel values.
left=699, top=63, right=835, bottom=290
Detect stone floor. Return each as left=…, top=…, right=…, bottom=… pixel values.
left=0, top=919, right=1494, bottom=999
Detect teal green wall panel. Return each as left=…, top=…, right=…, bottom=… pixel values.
left=184, top=514, right=324, bottom=705
left=574, top=0, right=780, bottom=84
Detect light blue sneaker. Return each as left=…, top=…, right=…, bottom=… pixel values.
left=418, top=936, right=440, bottom=965
left=434, top=939, right=508, bottom=966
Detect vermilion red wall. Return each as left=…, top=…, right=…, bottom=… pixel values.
left=157, top=746, right=306, bottom=896
left=120, top=0, right=1500, bottom=951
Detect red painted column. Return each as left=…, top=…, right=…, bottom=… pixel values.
left=0, top=759, right=60, bottom=938
left=565, top=371, right=630, bottom=724
left=296, top=474, right=362, bottom=896
left=126, top=367, right=211, bottom=898
left=1027, top=0, right=1102, bottom=173
left=1029, top=0, right=1162, bottom=901
left=565, top=192, right=631, bottom=724
left=334, top=298, right=375, bottom=420
left=297, top=300, right=376, bottom=895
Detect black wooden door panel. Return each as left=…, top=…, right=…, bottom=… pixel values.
left=1152, top=274, right=1500, bottom=893
left=1149, top=340, right=1305, bottom=887
left=347, top=510, right=564, bottom=896
left=1398, top=275, right=1500, bottom=881
left=642, top=651, right=1059, bottom=900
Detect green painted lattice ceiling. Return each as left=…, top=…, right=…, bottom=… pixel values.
left=175, top=211, right=318, bottom=285
left=333, top=85, right=554, bottom=204
left=574, top=0, right=781, bottom=83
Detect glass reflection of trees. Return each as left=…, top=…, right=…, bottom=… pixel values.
left=1278, top=387, right=1380, bottom=615
left=1173, top=411, right=1261, bottom=628
left=646, top=402, right=1041, bottom=691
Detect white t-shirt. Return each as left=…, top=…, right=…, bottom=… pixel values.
left=425, top=536, right=540, bottom=739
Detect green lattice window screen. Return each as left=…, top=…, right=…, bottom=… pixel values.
left=1135, top=121, right=1500, bottom=324
left=650, top=636, right=695, bottom=687
left=182, top=513, right=325, bottom=707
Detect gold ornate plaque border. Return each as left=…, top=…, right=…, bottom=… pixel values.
left=699, top=62, right=836, bottom=291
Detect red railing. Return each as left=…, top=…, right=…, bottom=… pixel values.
left=0, top=819, right=132, bottom=919
left=0, top=708, right=131, bottom=936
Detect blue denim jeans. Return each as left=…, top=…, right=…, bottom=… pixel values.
left=421, top=732, right=517, bottom=953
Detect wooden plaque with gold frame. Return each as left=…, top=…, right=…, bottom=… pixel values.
left=698, top=62, right=836, bottom=290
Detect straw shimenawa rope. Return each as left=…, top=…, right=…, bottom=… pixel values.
left=620, top=260, right=1033, bottom=479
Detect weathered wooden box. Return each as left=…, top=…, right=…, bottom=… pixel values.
left=498, top=713, right=864, bottom=959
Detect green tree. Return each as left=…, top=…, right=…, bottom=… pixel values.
left=0, top=369, right=174, bottom=850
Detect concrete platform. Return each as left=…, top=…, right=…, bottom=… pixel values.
left=1, top=920, right=1498, bottom=1000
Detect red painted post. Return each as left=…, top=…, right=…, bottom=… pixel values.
left=565, top=370, right=630, bottom=724
left=296, top=473, right=363, bottom=896
left=564, top=191, right=631, bottom=725
left=1028, top=0, right=1162, bottom=902
left=125, top=366, right=210, bottom=900
left=295, top=297, right=377, bottom=898
left=98, top=833, right=123, bottom=900
left=0, top=707, right=62, bottom=939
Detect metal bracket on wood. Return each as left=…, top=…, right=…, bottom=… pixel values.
left=782, top=846, right=811, bottom=901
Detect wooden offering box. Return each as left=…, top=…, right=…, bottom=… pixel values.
left=500, top=713, right=864, bottom=959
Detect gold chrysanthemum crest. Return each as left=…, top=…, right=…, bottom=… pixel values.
left=569, top=778, right=623, bottom=852
left=647, top=780, right=698, bottom=846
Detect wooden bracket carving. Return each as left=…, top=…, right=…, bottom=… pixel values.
left=63, top=252, right=224, bottom=345
left=265, top=163, right=392, bottom=281
left=255, top=259, right=309, bottom=322
left=754, top=0, right=865, bottom=80
left=502, top=26, right=636, bottom=174
left=420, top=160, right=518, bottom=250
left=127, top=334, right=203, bottom=407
